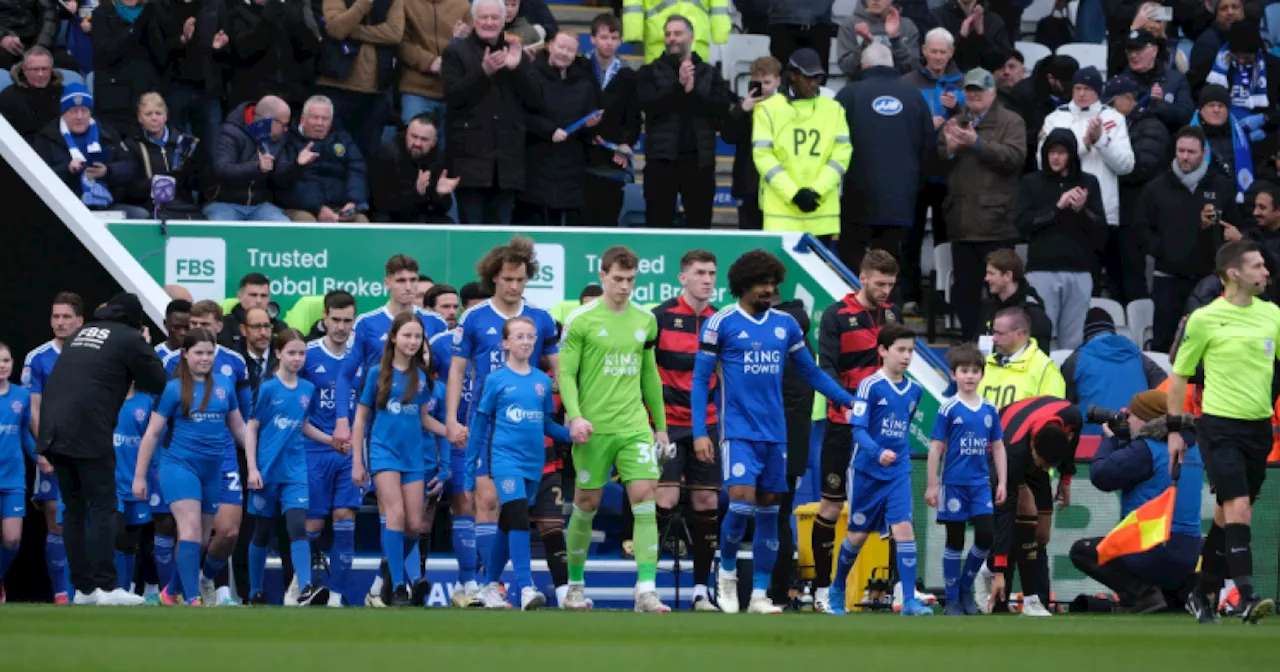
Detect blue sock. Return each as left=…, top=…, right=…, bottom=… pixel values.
left=177, top=540, right=202, bottom=601
left=752, top=505, right=780, bottom=592
left=452, top=516, right=477, bottom=584
left=382, top=528, right=405, bottom=589
left=404, top=539, right=422, bottom=583
left=833, top=538, right=864, bottom=592
left=114, top=551, right=136, bottom=591
left=248, top=542, right=268, bottom=596
left=960, top=546, right=988, bottom=595
left=153, top=535, right=175, bottom=591
left=45, top=533, right=68, bottom=596
left=509, top=529, right=533, bottom=592
left=0, top=543, right=17, bottom=579
left=719, top=501, right=753, bottom=573
left=897, top=540, right=919, bottom=604
left=202, top=552, right=228, bottom=581
left=943, top=547, right=963, bottom=602
left=485, top=528, right=509, bottom=585
left=476, top=522, right=497, bottom=578
left=330, top=520, right=355, bottom=600
left=291, top=539, right=312, bottom=588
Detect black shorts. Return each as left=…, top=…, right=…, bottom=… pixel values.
left=1197, top=414, right=1270, bottom=504
left=820, top=422, right=853, bottom=501
left=659, top=427, right=721, bottom=490
left=1024, top=470, right=1054, bottom=513
left=530, top=470, right=567, bottom=523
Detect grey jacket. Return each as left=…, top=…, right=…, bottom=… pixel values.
left=837, top=7, right=921, bottom=79
left=763, top=0, right=834, bottom=26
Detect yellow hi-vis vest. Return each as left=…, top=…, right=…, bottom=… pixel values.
left=752, top=93, right=852, bottom=236
left=980, top=343, right=1066, bottom=410
left=622, top=0, right=730, bottom=64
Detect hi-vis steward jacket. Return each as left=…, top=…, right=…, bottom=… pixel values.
left=623, top=0, right=730, bottom=64
left=752, top=92, right=852, bottom=236
left=980, top=342, right=1065, bottom=410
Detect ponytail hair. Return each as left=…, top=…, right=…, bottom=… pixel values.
left=177, top=328, right=218, bottom=417
left=375, top=312, right=433, bottom=409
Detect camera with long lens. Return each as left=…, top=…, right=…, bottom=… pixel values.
left=1086, top=405, right=1130, bottom=435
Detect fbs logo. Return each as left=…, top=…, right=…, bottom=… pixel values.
left=525, top=243, right=565, bottom=309
left=165, top=237, right=226, bottom=302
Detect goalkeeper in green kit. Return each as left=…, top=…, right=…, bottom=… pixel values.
left=558, top=246, right=671, bottom=612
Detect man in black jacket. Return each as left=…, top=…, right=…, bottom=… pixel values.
left=930, top=0, right=1011, bottom=73
left=157, top=0, right=231, bottom=145
left=635, top=15, right=733, bottom=229
left=0, top=45, right=62, bottom=137
left=1109, top=73, right=1167, bottom=304
left=979, top=248, right=1053, bottom=351
left=225, top=0, right=320, bottom=112
left=370, top=114, right=458, bottom=223
left=36, top=293, right=166, bottom=605
left=1122, top=29, right=1194, bottom=133
left=1013, top=55, right=1077, bottom=174
left=1017, top=128, right=1108, bottom=351
left=0, top=0, right=59, bottom=69
left=203, top=96, right=300, bottom=222
left=220, top=272, right=284, bottom=350
left=1136, top=125, right=1242, bottom=352
left=583, top=13, right=641, bottom=227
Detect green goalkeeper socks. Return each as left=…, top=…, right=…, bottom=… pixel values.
left=633, top=500, right=658, bottom=584
left=566, top=505, right=596, bottom=583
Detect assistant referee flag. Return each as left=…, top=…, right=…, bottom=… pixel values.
left=1095, top=487, right=1175, bottom=565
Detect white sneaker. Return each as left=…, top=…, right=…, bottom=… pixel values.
left=364, top=592, right=386, bottom=608
left=520, top=587, right=546, bottom=611
left=99, top=588, right=146, bottom=606
left=813, top=587, right=831, bottom=614
left=451, top=585, right=482, bottom=608
left=327, top=590, right=344, bottom=608
left=480, top=583, right=509, bottom=609
left=284, top=575, right=300, bottom=605
left=74, top=589, right=105, bottom=605
left=892, top=581, right=938, bottom=608
left=747, top=596, right=783, bottom=614
left=973, top=564, right=994, bottom=615
left=634, top=590, right=671, bottom=613
left=717, top=569, right=740, bottom=614
left=199, top=576, right=216, bottom=606
left=562, top=584, right=591, bottom=610
left=692, top=595, right=720, bottom=612
left=1021, top=595, right=1053, bottom=617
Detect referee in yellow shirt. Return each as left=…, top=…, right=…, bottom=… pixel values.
left=1168, top=241, right=1277, bottom=625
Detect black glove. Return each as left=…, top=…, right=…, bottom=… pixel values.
left=793, top=188, right=820, bottom=213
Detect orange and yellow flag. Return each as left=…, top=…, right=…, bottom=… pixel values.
left=1096, top=488, right=1176, bottom=565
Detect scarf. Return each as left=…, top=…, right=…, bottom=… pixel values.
left=1170, top=143, right=1211, bottom=193
left=61, top=118, right=113, bottom=208
left=592, top=51, right=621, bottom=91
left=1191, top=111, right=1253, bottom=202
left=1206, top=44, right=1269, bottom=116
left=114, top=0, right=144, bottom=23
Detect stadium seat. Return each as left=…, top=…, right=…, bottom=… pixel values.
left=220, top=297, right=238, bottom=316
left=618, top=183, right=646, bottom=227
left=1055, top=43, right=1108, bottom=76
left=722, top=33, right=771, bottom=95
left=1019, top=0, right=1058, bottom=36
left=1089, top=297, right=1126, bottom=326
left=284, top=295, right=325, bottom=333
left=1143, top=351, right=1172, bottom=376
left=1015, top=41, right=1052, bottom=74
left=927, top=242, right=956, bottom=332
left=1015, top=243, right=1028, bottom=266
left=1049, top=349, right=1072, bottom=367
left=832, top=0, right=858, bottom=20
left=1175, top=38, right=1194, bottom=66
left=58, top=69, right=82, bottom=87
left=1125, top=298, right=1154, bottom=350
left=549, top=299, right=580, bottom=325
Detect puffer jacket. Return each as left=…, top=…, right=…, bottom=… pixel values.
left=276, top=128, right=369, bottom=213
left=29, top=116, right=136, bottom=199
left=206, top=101, right=300, bottom=206
left=0, top=0, right=58, bottom=47
left=1039, top=100, right=1135, bottom=225
left=636, top=51, right=733, bottom=168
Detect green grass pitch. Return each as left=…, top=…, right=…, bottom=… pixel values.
left=0, top=606, right=1276, bottom=671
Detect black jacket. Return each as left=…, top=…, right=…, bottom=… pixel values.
left=124, top=124, right=205, bottom=216
left=635, top=52, right=733, bottom=168
left=1137, top=161, right=1242, bottom=279
left=720, top=99, right=756, bottom=199
left=207, top=101, right=301, bottom=206
left=0, top=61, right=61, bottom=137
left=522, top=52, right=599, bottom=209
left=979, top=281, right=1054, bottom=350
left=1122, top=63, right=1194, bottom=132
left=1118, top=107, right=1170, bottom=228
left=930, top=0, right=1011, bottom=72
left=91, top=0, right=167, bottom=131
left=441, top=31, right=540, bottom=191
left=837, top=66, right=935, bottom=227
left=370, top=131, right=453, bottom=223
left=237, top=345, right=278, bottom=405
left=225, top=0, right=320, bottom=110
left=1016, top=128, right=1108, bottom=273
left=219, top=302, right=285, bottom=352
left=775, top=298, right=814, bottom=478
left=1014, top=58, right=1071, bottom=174
left=36, top=294, right=166, bottom=460
left=586, top=56, right=641, bottom=172
left=30, top=117, right=136, bottom=200
left=155, top=0, right=230, bottom=100
left=0, top=0, right=58, bottom=48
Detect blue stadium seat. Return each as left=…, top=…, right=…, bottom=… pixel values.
left=619, top=182, right=646, bottom=227
left=0, top=70, right=11, bottom=93
left=59, top=69, right=83, bottom=87
left=1175, top=38, right=1193, bottom=65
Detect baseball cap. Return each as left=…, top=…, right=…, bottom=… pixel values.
left=1125, top=29, right=1157, bottom=50
left=1101, top=74, right=1139, bottom=102
left=788, top=48, right=826, bottom=77
left=962, top=68, right=995, bottom=90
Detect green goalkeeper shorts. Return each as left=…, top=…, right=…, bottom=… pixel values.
left=572, top=429, right=659, bottom=489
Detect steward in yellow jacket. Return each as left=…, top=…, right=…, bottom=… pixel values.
left=623, top=0, right=729, bottom=64
left=982, top=307, right=1066, bottom=409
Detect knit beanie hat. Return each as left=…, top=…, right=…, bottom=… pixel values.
left=1128, top=390, right=1168, bottom=422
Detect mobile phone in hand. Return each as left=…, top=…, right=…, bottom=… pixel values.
left=1152, top=6, right=1173, bottom=22
left=749, top=80, right=762, bottom=97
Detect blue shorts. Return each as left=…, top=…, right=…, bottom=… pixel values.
left=721, top=439, right=788, bottom=494
left=936, top=483, right=994, bottom=523
left=493, top=474, right=539, bottom=507
left=847, top=470, right=913, bottom=535
left=445, top=448, right=467, bottom=496
left=32, top=471, right=59, bottom=503
left=0, top=488, right=25, bottom=519
left=370, top=441, right=423, bottom=483
left=248, top=482, right=309, bottom=517
left=147, top=464, right=168, bottom=514
left=118, top=499, right=152, bottom=526
left=220, top=454, right=243, bottom=506
left=306, top=450, right=361, bottom=520
left=158, top=451, right=223, bottom=515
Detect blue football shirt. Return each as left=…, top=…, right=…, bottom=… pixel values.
left=21, top=340, right=60, bottom=395
left=0, top=385, right=36, bottom=492
left=452, top=300, right=559, bottom=424
left=359, top=364, right=434, bottom=460
left=469, top=366, right=569, bottom=482
left=930, top=396, right=1003, bottom=487
left=850, top=371, right=922, bottom=480
left=301, top=338, right=354, bottom=452
left=156, top=375, right=240, bottom=459
left=114, top=393, right=154, bottom=501
left=163, top=346, right=251, bottom=455
left=338, top=306, right=448, bottom=424
left=251, top=377, right=315, bottom=486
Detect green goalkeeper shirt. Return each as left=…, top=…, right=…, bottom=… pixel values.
left=559, top=299, right=667, bottom=433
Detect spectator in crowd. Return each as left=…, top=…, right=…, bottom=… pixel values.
left=937, top=67, right=1026, bottom=339
left=753, top=48, right=851, bottom=236
left=721, top=55, right=779, bottom=230
left=981, top=305, right=1065, bottom=407
left=518, top=31, right=600, bottom=226
left=931, top=0, right=1010, bottom=73
left=204, top=95, right=298, bottom=222
left=838, top=43, right=934, bottom=273
left=65, top=0, right=95, bottom=75
left=1195, top=84, right=1254, bottom=205
left=1109, top=74, right=1168, bottom=304
left=235, top=306, right=278, bottom=390
left=1018, top=128, right=1107, bottom=350
left=122, top=92, right=204, bottom=219
left=225, top=0, right=320, bottom=113
left=764, top=0, right=836, bottom=67
left=32, top=83, right=146, bottom=218
left=92, top=0, right=167, bottom=132
left=399, top=0, right=471, bottom=133
left=622, top=0, right=729, bottom=64
left=441, top=0, right=538, bottom=224
left=1061, top=308, right=1167, bottom=434
left=1013, top=55, right=1078, bottom=173
left=157, top=0, right=230, bottom=146
left=276, top=95, right=369, bottom=223
left=636, top=15, right=733, bottom=229
left=1203, top=21, right=1277, bottom=136
left=515, top=0, right=557, bottom=36
left=1189, top=0, right=1245, bottom=86
left=370, top=113, right=459, bottom=223
left=503, top=0, right=547, bottom=48
left=0, top=0, right=59, bottom=70
left=221, top=272, right=284, bottom=351
left=994, top=48, right=1028, bottom=116
left=0, top=46, right=63, bottom=137
left=836, top=0, right=921, bottom=80
left=1107, top=1, right=1189, bottom=77
left=1251, top=180, right=1280, bottom=275
left=582, top=13, right=640, bottom=227
left=1137, top=126, right=1242, bottom=352
left=979, top=248, right=1053, bottom=350
left=316, top=0, right=404, bottom=161
left=1122, top=29, right=1195, bottom=133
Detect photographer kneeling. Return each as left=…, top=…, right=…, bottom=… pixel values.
left=1069, top=390, right=1203, bottom=613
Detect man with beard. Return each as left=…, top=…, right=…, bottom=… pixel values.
left=371, top=114, right=460, bottom=223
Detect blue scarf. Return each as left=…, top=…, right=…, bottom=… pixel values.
left=114, top=0, right=144, bottom=24
left=592, top=51, right=621, bottom=91
left=61, top=118, right=113, bottom=208
left=1191, top=111, right=1253, bottom=203
left=1206, top=44, right=1269, bottom=117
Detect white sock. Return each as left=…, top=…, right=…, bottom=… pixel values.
left=693, top=584, right=708, bottom=599
left=370, top=575, right=384, bottom=595
left=143, top=583, right=159, bottom=597
left=555, top=584, right=568, bottom=605
left=464, top=580, right=478, bottom=593
left=636, top=580, right=656, bottom=594
left=815, top=586, right=829, bottom=599
left=751, top=588, right=766, bottom=600
left=215, top=586, right=232, bottom=602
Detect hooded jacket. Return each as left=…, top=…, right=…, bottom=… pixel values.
left=835, top=6, right=921, bottom=79
left=1060, top=330, right=1167, bottom=435
left=1017, top=127, right=1108, bottom=272
left=36, top=294, right=166, bottom=460
left=0, top=62, right=62, bottom=137
left=979, top=281, right=1054, bottom=350
left=1039, top=99, right=1135, bottom=225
